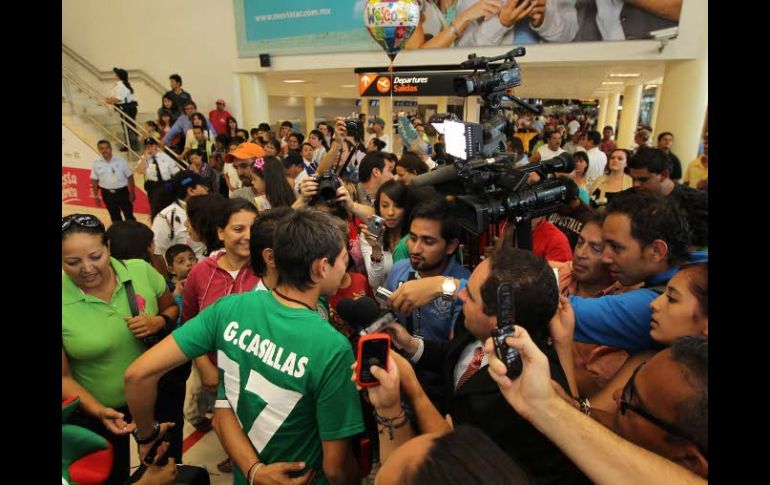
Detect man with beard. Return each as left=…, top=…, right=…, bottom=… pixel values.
left=384, top=198, right=470, bottom=344
left=226, top=142, right=265, bottom=201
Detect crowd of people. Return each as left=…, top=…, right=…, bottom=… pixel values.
left=66, top=71, right=708, bottom=484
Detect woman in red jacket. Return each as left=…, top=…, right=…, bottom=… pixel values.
left=181, top=197, right=259, bottom=472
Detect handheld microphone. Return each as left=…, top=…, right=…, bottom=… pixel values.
left=336, top=297, right=397, bottom=336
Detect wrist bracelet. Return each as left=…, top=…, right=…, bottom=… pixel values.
left=133, top=421, right=160, bottom=444
left=247, top=461, right=264, bottom=485
left=159, top=313, right=174, bottom=330
left=449, top=22, right=459, bottom=37
left=375, top=408, right=408, bottom=440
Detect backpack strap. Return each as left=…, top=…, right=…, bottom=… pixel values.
left=116, top=259, right=140, bottom=317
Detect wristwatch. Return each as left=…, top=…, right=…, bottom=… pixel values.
left=440, top=277, right=457, bottom=299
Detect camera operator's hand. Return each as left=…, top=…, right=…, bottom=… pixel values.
left=500, top=0, right=535, bottom=28
left=389, top=276, right=447, bottom=316
left=335, top=183, right=354, bottom=212
left=334, top=117, right=347, bottom=142
left=383, top=322, right=421, bottom=358
left=484, top=326, right=559, bottom=423
left=298, top=177, right=319, bottom=203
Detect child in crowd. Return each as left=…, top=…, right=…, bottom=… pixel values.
left=165, top=243, right=197, bottom=325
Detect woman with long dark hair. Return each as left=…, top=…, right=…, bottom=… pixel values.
left=225, top=116, right=239, bottom=139
left=308, top=129, right=329, bottom=165
left=105, top=67, right=139, bottom=152
left=251, top=156, right=297, bottom=213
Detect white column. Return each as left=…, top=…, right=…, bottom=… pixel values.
left=605, top=92, right=621, bottom=134
left=465, top=96, right=480, bottom=123
left=238, top=74, right=270, bottom=130
left=649, top=84, right=663, bottom=136
left=616, top=84, right=643, bottom=149
left=437, top=96, right=448, bottom=114
left=597, top=96, right=609, bottom=132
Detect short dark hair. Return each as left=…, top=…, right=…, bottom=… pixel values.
left=546, top=130, right=561, bottom=141
left=169, top=74, right=182, bottom=84
left=216, top=198, right=258, bottom=232
left=232, top=135, right=246, bottom=145
left=670, top=336, right=708, bottom=458
left=370, top=137, right=386, bottom=151
left=603, top=125, right=614, bottom=132
left=481, top=247, right=558, bottom=344
left=657, top=132, right=674, bottom=142
left=281, top=120, right=293, bottom=129
left=249, top=207, right=293, bottom=276
left=301, top=142, right=314, bottom=152
left=282, top=151, right=305, bottom=169
left=183, top=100, right=196, bottom=109
left=606, top=191, right=690, bottom=265
left=397, top=153, right=429, bottom=175
left=258, top=122, right=271, bottom=132
left=186, top=193, right=228, bottom=255
left=250, top=128, right=259, bottom=136
left=409, top=197, right=460, bottom=245
left=105, top=221, right=154, bottom=262
left=573, top=150, right=590, bottom=172
left=97, top=139, right=111, bottom=148
left=359, top=151, right=387, bottom=183
left=165, top=243, right=195, bottom=266
left=273, top=209, right=347, bottom=291
left=215, top=133, right=230, bottom=146
left=585, top=130, right=601, bottom=146
left=407, top=426, right=531, bottom=485
left=290, top=132, right=305, bottom=145
left=629, top=147, right=671, bottom=174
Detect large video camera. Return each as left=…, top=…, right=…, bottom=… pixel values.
left=414, top=47, right=575, bottom=247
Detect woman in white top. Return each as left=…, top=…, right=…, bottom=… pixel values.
left=359, top=180, right=410, bottom=291
left=308, top=129, right=328, bottom=166
left=588, top=148, right=633, bottom=208
left=105, top=67, right=139, bottom=152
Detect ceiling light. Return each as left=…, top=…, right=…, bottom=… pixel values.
left=609, top=73, right=640, bottom=78
left=602, top=81, right=624, bottom=85
left=283, top=79, right=305, bottom=83
left=340, top=84, right=356, bottom=88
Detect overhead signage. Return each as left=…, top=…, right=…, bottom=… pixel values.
left=358, top=71, right=463, bottom=97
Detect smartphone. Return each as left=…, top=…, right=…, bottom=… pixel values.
left=375, top=286, right=392, bottom=303
left=356, top=333, right=391, bottom=387
left=367, top=215, right=386, bottom=240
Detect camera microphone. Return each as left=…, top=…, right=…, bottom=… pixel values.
left=336, top=297, right=397, bottom=336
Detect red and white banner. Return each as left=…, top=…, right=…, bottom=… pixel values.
left=62, top=125, right=150, bottom=214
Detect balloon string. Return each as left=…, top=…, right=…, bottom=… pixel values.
left=389, top=60, right=394, bottom=152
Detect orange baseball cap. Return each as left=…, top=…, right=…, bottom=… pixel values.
left=225, top=142, right=265, bottom=164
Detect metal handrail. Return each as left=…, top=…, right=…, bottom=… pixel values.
left=62, top=43, right=166, bottom=96
left=62, top=67, right=186, bottom=167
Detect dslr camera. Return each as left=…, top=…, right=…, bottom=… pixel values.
left=344, top=116, right=364, bottom=143
left=312, top=170, right=342, bottom=204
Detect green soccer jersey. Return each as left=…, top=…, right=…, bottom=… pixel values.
left=173, top=290, right=364, bottom=485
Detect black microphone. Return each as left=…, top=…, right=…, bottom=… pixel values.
left=337, top=297, right=397, bottom=335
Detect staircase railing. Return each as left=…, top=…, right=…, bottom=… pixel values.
left=62, top=65, right=186, bottom=168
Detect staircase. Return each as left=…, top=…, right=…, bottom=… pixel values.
left=61, top=44, right=183, bottom=167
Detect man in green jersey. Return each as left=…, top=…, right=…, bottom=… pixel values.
left=126, top=209, right=364, bottom=485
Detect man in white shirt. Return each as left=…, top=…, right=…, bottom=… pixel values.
left=368, top=117, right=391, bottom=152
left=530, top=131, right=565, bottom=163
left=567, top=118, right=581, bottom=138
left=152, top=170, right=209, bottom=260
left=580, top=130, right=607, bottom=187
left=135, top=137, right=181, bottom=202
left=90, top=139, right=136, bottom=223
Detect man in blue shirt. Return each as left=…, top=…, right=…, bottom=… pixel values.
left=90, top=139, right=136, bottom=223
left=385, top=198, right=470, bottom=343
left=162, top=100, right=202, bottom=154
left=570, top=191, right=707, bottom=354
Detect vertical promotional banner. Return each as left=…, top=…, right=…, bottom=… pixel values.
left=62, top=125, right=150, bottom=214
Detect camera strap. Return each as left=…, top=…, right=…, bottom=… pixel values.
left=336, top=141, right=362, bottom=177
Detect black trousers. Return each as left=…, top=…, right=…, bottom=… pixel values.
left=69, top=405, right=133, bottom=485
left=101, top=186, right=135, bottom=223
left=116, top=102, right=140, bottom=151
left=155, top=361, right=192, bottom=463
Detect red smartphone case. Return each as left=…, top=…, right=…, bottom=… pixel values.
left=356, top=333, right=391, bottom=388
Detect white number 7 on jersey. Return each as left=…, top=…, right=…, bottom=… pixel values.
left=219, top=351, right=303, bottom=453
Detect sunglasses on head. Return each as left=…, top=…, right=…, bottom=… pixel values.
left=62, top=214, right=104, bottom=233
left=621, top=362, right=707, bottom=458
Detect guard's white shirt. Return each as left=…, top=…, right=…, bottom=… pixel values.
left=144, top=151, right=180, bottom=182
left=151, top=200, right=206, bottom=260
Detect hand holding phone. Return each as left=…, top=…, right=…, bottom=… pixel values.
left=356, top=333, right=391, bottom=387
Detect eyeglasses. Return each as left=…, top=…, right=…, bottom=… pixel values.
left=62, top=214, right=104, bottom=233
left=620, top=362, right=707, bottom=458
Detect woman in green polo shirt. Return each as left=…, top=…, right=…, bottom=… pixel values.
left=61, top=214, right=178, bottom=485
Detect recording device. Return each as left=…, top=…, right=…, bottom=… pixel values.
left=375, top=286, right=392, bottom=303
left=490, top=283, right=522, bottom=380
left=356, top=333, right=391, bottom=387
left=344, top=116, right=364, bottom=142
left=312, top=170, right=342, bottom=203
left=336, top=296, right=398, bottom=336
left=367, top=215, right=386, bottom=240
left=409, top=47, right=573, bottom=246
